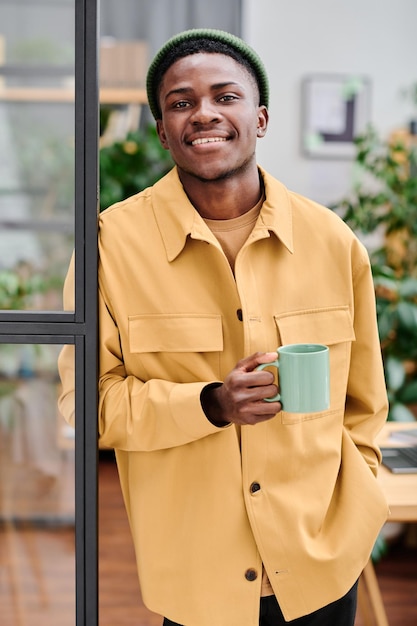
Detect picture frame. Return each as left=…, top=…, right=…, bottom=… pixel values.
left=301, top=74, right=371, bottom=159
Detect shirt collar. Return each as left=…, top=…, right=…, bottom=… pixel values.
left=255, top=166, right=294, bottom=254
left=151, top=166, right=294, bottom=262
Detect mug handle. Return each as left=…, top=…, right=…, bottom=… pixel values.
left=256, top=360, right=280, bottom=402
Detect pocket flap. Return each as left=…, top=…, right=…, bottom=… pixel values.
left=129, top=314, right=223, bottom=353
left=275, top=306, right=355, bottom=346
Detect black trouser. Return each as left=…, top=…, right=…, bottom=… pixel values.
left=163, top=580, right=358, bottom=626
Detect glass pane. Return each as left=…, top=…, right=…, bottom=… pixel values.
left=0, top=1, right=75, bottom=311
left=0, top=342, right=75, bottom=625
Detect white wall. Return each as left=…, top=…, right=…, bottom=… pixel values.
left=242, top=0, right=417, bottom=205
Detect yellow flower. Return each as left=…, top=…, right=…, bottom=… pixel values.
left=123, top=141, right=138, bottom=155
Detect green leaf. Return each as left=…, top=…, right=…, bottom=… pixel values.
left=398, top=277, right=417, bottom=298
left=377, top=308, right=395, bottom=342
left=397, top=301, right=417, bottom=332
left=397, top=380, right=417, bottom=404
left=374, top=275, right=399, bottom=293
left=0, top=271, right=20, bottom=294
left=388, top=402, right=417, bottom=422
left=371, top=533, right=388, bottom=563
left=385, top=356, right=406, bottom=391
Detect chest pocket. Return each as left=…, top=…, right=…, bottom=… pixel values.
left=128, top=314, right=223, bottom=382
left=274, top=306, right=355, bottom=423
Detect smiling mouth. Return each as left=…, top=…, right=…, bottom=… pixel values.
left=191, top=137, right=228, bottom=146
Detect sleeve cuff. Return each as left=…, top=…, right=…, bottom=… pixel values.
left=169, top=381, right=231, bottom=439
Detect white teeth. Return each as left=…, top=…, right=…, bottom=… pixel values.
left=191, top=137, right=227, bottom=145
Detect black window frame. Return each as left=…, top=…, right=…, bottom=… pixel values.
left=0, top=0, right=99, bottom=623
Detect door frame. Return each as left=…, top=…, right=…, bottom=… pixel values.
left=0, top=0, right=99, bottom=623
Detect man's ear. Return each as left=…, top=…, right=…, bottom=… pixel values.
left=156, top=120, right=170, bottom=150
left=256, top=106, right=269, bottom=138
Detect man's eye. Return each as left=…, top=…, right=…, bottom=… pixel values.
left=173, top=101, right=190, bottom=109
left=219, top=95, right=237, bottom=102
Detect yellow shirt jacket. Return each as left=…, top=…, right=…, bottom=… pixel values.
left=59, top=166, right=389, bottom=625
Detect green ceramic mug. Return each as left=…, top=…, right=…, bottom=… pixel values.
left=256, top=343, right=330, bottom=413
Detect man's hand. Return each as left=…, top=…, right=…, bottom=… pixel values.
left=201, top=352, right=282, bottom=426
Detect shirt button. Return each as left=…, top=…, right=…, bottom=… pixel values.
left=236, top=308, right=243, bottom=321
left=250, top=482, right=261, bottom=494
left=245, top=568, right=258, bottom=581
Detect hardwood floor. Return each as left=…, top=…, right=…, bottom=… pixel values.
left=1, top=454, right=416, bottom=625
left=98, top=455, right=417, bottom=626
left=99, top=454, right=162, bottom=626
left=355, top=539, right=417, bottom=626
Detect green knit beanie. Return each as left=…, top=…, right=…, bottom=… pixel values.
left=146, top=28, right=269, bottom=120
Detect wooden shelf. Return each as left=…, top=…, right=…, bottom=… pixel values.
left=0, top=86, right=148, bottom=104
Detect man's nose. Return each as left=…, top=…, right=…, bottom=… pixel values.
left=191, top=99, right=220, bottom=124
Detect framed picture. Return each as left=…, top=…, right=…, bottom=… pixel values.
left=301, top=74, right=371, bottom=159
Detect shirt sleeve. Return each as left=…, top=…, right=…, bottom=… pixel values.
left=344, top=242, right=388, bottom=476
left=57, top=253, right=75, bottom=428
left=97, top=279, right=226, bottom=452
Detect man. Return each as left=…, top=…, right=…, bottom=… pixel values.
left=59, top=29, right=389, bottom=626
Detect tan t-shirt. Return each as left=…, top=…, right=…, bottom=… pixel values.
left=203, top=197, right=263, bottom=273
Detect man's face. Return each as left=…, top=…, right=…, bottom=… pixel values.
left=156, top=52, right=268, bottom=184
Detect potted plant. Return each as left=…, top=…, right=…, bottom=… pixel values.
left=335, top=125, right=417, bottom=422
left=99, top=120, right=173, bottom=211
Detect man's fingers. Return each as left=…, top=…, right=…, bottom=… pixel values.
left=237, top=351, right=279, bottom=373
left=234, top=398, right=282, bottom=425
